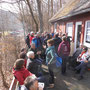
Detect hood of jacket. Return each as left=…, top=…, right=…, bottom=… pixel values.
left=46, top=46, right=55, bottom=54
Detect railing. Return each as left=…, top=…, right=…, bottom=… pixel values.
left=9, top=65, right=48, bottom=90
left=9, top=77, right=18, bottom=90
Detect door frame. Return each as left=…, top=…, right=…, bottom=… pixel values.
left=74, top=22, right=82, bottom=51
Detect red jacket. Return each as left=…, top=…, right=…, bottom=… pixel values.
left=13, top=67, right=32, bottom=85
left=58, top=41, right=70, bottom=57
left=29, top=36, right=34, bottom=45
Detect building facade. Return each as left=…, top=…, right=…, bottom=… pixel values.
left=49, top=0, right=90, bottom=54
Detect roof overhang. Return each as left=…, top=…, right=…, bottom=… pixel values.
left=49, top=8, right=90, bottom=23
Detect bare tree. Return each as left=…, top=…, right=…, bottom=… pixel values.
left=48, top=0, right=50, bottom=30
left=25, top=0, right=38, bottom=32
left=36, top=0, right=43, bottom=33
left=60, top=0, right=62, bottom=8
left=51, top=0, right=53, bottom=17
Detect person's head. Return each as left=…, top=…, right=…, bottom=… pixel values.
left=80, top=44, right=83, bottom=49
left=30, top=31, right=34, bottom=36
left=46, top=34, right=50, bottom=39
left=62, top=36, right=67, bottom=41
left=31, top=43, right=35, bottom=49
left=24, top=76, right=38, bottom=90
left=83, top=46, right=88, bottom=52
left=14, top=59, right=24, bottom=70
left=27, top=51, right=35, bottom=59
left=65, top=33, right=68, bottom=37
left=21, top=48, right=27, bottom=54
left=19, top=52, right=26, bottom=59
left=41, top=33, right=44, bottom=37
left=36, top=32, right=40, bottom=37
left=47, top=39, right=54, bottom=47
left=62, top=34, right=66, bottom=37
left=55, top=33, right=59, bottom=38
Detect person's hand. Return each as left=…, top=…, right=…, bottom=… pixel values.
left=77, top=58, right=80, bottom=62
left=48, top=62, right=50, bottom=65
left=37, top=51, right=41, bottom=54
left=84, top=60, right=88, bottom=63
left=43, top=45, right=46, bottom=49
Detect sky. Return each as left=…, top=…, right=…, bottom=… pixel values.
left=0, top=0, right=19, bottom=13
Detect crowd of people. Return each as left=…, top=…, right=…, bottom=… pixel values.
left=12, top=31, right=90, bottom=90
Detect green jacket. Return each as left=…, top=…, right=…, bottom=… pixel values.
left=46, top=46, right=56, bottom=64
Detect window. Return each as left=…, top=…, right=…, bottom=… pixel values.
left=54, top=23, right=57, bottom=33
left=84, top=21, right=90, bottom=47
left=62, top=23, right=64, bottom=34
left=66, top=22, right=73, bottom=37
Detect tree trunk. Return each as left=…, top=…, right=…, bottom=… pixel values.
left=36, top=0, right=43, bottom=33
left=60, top=0, right=62, bottom=8
left=48, top=0, right=50, bottom=30
left=25, top=0, right=38, bottom=32
left=51, top=0, right=53, bottom=17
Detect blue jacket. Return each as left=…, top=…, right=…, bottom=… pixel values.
left=46, top=46, right=56, bottom=64
left=32, top=37, right=42, bottom=48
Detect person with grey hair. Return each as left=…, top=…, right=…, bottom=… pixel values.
left=21, top=76, right=44, bottom=90
left=26, top=51, right=38, bottom=75
left=26, top=51, right=42, bottom=77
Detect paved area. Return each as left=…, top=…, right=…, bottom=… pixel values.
left=42, top=65, right=90, bottom=90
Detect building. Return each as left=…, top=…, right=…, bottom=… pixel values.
left=49, top=0, right=90, bottom=54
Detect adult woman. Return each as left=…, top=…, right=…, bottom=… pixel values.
left=75, top=47, right=89, bottom=80
left=46, top=39, right=56, bottom=88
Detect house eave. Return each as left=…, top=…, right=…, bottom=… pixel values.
left=49, top=8, right=90, bottom=23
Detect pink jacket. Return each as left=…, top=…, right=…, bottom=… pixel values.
left=58, top=41, right=70, bottom=56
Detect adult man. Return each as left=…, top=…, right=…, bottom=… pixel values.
left=53, top=33, right=62, bottom=53
left=58, top=36, right=70, bottom=75
left=29, top=43, right=41, bottom=59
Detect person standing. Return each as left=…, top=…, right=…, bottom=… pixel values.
left=29, top=31, right=34, bottom=45
left=46, top=39, right=55, bottom=88
left=25, top=34, right=30, bottom=48
left=53, top=33, right=62, bottom=53
left=58, top=36, right=70, bottom=75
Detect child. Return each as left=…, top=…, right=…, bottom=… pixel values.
left=13, top=59, right=34, bottom=85
left=19, top=52, right=27, bottom=68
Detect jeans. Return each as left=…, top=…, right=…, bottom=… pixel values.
left=75, top=61, right=87, bottom=77
left=61, top=56, right=68, bottom=74
left=48, top=67, right=54, bottom=84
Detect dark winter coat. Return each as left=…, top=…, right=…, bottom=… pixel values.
left=53, top=37, right=62, bottom=53
left=27, top=58, right=39, bottom=76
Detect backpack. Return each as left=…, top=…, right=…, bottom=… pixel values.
left=62, top=42, right=69, bottom=55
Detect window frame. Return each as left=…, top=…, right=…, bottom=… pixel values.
left=84, top=20, right=90, bottom=48
left=66, top=22, right=73, bottom=38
